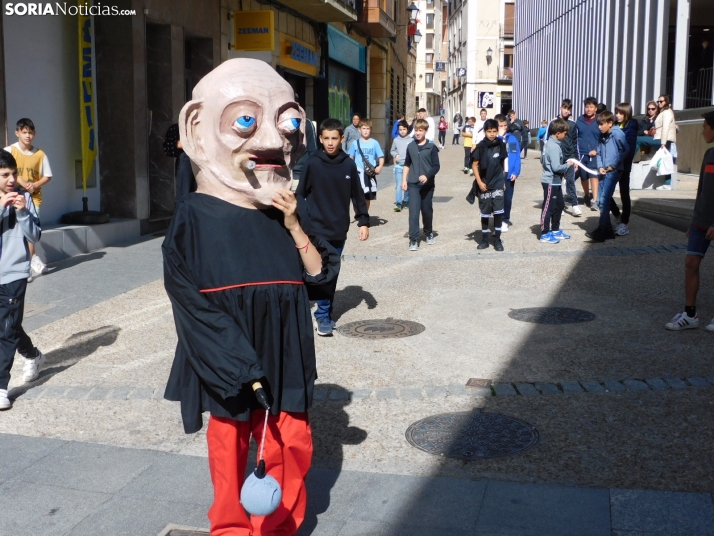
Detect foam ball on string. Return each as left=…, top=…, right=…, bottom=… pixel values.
left=241, top=461, right=282, bottom=516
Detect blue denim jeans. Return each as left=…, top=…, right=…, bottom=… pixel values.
left=314, top=240, right=345, bottom=321
left=394, top=165, right=408, bottom=205
left=597, top=171, right=620, bottom=231
left=634, top=135, right=657, bottom=155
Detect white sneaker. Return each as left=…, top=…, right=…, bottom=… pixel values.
left=0, top=389, right=11, bottom=410
left=501, top=222, right=509, bottom=232
left=27, top=274, right=34, bottom=283
left=22, top=351, right=46, bottom=383
left=572, top=205, right=583, bottom=217
left=616, top=223, right=630, bottom=236
left=706, top=318, right=714, bottom=332
left=31, top=255, right=47, bottom=275
left=656, top=184, right=671, bottom=190
left=665, top=312, right=699, bottom=331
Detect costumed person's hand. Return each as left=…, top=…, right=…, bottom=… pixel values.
left=358, top=226, right=369, bottom=241
left=1, top=191, right=18, bottom=208
left=251, top=381, right=271, bottom=411
left=272, top=188, right=299, bottom=232
left=12, top=193, right=26, bottom=211
left=418, top=174, right=428, bottom=184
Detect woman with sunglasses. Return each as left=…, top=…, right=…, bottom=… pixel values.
left=634, top=101, right=659, bottom=156
left=653, top=94, right=676, bottom=190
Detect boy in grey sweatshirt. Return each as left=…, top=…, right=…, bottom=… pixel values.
left=540, top=119, right=575, bottom=244
left=0, top=150, right=44, bottom=410
left=390, top=120, right=412, bottom=211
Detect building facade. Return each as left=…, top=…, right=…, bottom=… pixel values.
left=414, top=0, right=445, bottom=117
left=445, top=0, right=514, bottom=121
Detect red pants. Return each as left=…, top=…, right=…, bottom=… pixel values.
left=206, top=412, right=313, bottom=536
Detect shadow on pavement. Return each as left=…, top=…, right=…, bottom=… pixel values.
left=299, top=384, right=367, bottom=536
left=45, top=251, right=107, bottom=274
left=332, top=286, right=377, bottom=323
left=9, top=325, right=121, bottom=400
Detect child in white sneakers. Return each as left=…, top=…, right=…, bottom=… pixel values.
left=666, top=111, right=714, bottom=332
left=0, top=150, right=45, bottom=410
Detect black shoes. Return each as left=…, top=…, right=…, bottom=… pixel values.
left=585, top=227, right=616, bottom=242
left=477, top=238, right=489, bottom=250
left=494, top=238, right=504, bottom=252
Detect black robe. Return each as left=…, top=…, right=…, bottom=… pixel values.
left=162, top=193, right=338, bottom=433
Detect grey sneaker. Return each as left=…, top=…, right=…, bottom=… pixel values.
left=316, top=318, right=333, bottom=337
left=23, top=351, right=46, bottom=383
left=425, top=233, right=435, bottom=245
left=409, top=240, right=419, bottom=251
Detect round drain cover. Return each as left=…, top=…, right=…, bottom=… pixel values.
left=508, top=307, right=595, bottom=324
left=405, top=411, right=539, bottom=460
left=337, top=318, right=425, bottom=339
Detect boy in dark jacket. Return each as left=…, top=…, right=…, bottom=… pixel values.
left=496, top=114, right=521, bottom=231
left=547, top=99, right=581, bottom=216
left=576, top=97, right=601, bottom=210
left=665, top=112, right=714, bottom=332
left=296, top=118, right=370, bottom=336
left=471, top=119, right=507, bottom=251
left=585, top=111, right=629, bottom=242
left=402, top=119, right=440, bottom=251
left=0, top=150, right=44, bottom=410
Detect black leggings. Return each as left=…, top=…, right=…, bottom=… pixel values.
left=452, top=134, right=460, bottom=144
left=609, top=159, right=632, bottom=224
left=438, top=131, right=446, bottom=146
left=464, top=147, right=472, bottom=169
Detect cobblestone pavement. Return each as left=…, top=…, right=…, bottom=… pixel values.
left=1, top=145, right=713, bottom=535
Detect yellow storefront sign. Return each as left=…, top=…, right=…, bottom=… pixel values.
left=279, top=34, right=319, bottom=77
left=232, top=11, right=274, bottom=51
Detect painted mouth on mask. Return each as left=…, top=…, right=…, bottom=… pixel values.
left=250, top=157, right=287, bottom=169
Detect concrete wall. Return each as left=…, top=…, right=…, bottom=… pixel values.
left=3, top=13, right=98, bottom=224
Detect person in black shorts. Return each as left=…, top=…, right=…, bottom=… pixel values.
left=469, top=119, right=507, bottom=251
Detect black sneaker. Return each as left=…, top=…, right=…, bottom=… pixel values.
left=477, top=238, right=490, bottom=250
left=604, top=228, right=617, bottom=240
left=494, top=238, right=504, bottom=252
left=585, top=228, right=607, bottom=242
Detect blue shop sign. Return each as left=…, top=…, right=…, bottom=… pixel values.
left=327, top=25, right=366, bottom=73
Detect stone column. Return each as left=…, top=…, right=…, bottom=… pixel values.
left=672, top=0, right=690, bottom=109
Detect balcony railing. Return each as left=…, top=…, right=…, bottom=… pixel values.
left=499, top=22, right=514, bottom=39
left=498, top=67, right=513, bottom=82
left=354, top=0, right=396, bottom=38
left=290, top=0, right=357, bottom=22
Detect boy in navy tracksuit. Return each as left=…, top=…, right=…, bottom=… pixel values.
left=585, top=111, right=629, bottom=242
left=576, top=96, right=601, bottom=210
left=296, top=119, right=370, bottom=336
left=496, top=114, right=521, bottom=231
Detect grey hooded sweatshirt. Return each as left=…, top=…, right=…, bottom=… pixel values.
left=0, top=191, right=41, bottom=284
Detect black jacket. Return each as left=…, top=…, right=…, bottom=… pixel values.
left=404, top=140, right=440, bottom=184
left=471, top=137, right=507, bottom=189
left=546, top=116, right=578, bottom=159
left=162, top=194, right=339, bottom=433
left=638, top=117, right=656, bottom=136
left=295, top=150, right=370, bottom=241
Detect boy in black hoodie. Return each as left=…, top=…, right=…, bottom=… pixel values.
left=296, top=119, right=370, bottom=337
left=470, top=119, right=508, bottom=251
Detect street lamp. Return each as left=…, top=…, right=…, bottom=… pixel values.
left=486, top=47, right=493, bottom=64
left=407, top=2, right=419, bottom=22
left=414, top=29, right=423, bottom=44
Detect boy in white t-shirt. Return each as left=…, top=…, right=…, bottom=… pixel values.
left=5, top=118, right=52, bottom=280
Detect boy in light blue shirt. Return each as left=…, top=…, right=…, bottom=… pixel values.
left=348, top=119, right=384, bottom=209
left=389, top=120, right=411, bottom=212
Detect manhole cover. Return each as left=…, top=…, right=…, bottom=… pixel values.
left=508, top=307, right=596, bottom=324
left=337, top=318, right=425, bottom=339
left=405, top=411, right=539, bottom=460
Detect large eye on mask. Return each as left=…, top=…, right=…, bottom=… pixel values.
left=278, top=115, right=301, bottom=135
left=233, top=115, right=257, bottom=135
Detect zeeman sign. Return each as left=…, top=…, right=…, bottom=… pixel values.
left=232, top=11, right=274, bottom=51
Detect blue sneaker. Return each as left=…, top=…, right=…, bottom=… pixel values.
left=552, top=229, right=571, bottom=240
left=316, top=318, right=333, bottom=336
left=540, top=232, right=560, bottom=244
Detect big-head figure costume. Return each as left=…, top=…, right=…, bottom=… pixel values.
left=162, top=59, right=336, bottom=535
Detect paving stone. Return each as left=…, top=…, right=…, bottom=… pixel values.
left=107, top=386, right=133, bottom=400
left=375, top=388, right=397, bottom=400
left=664, top=377, right=688, bottom=390
left=313, top=387, right=328, bottom=401
left=687, top=376, right=711, bottom=388
left=603, top=380, right=626, bottom=392
left=20, top=385, right=46, bottom=400
left=424, top=385, right=447, bottom=398
left=466, top=386, right=492, bottom=397
left=645, top=378, right=669, bottom=391
left=515, top=383, right=541, bottom=396
left=580, top=381, right=606, bottom=393
left=65, top=386, right=94, bottom=400
left=643, top=246, right=658, bottom=254
left=622, top=379, right=650, bottom=392
left=399, top=387, right=423, bottom=400
left=129, top=387, right=156, bottom=400
left=151, top=386, right=166, bottom=400
left=447, top=384, right=467, bottom=396
left=84, top=386, right=111, bottom=400
left=492, top=383, right=517, bottom=396
left=663, top=244, right=678, bottom=252
left=42, top=385, right=71, bottom=398
left=349, top=389, right=373, bottom=401
left=328, top=388, right=350, bottom=401
left=559, top=381, right=584, bottom=393
left=534, top=382, right=561, bottom=395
